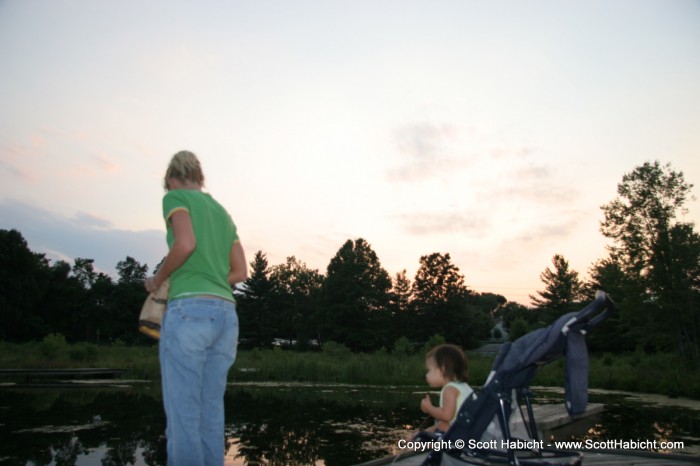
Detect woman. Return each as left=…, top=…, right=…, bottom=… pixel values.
left=145, top=150, right=247, bottom=466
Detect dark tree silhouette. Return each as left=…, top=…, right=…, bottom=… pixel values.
left=319, top=238, right=392, bottom=351
left=530, top=254, right=584, bottom=324
left=600, top=161, right=700, bottom=361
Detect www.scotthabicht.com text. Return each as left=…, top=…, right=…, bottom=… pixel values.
left=397, top=438, right=685, bottom=453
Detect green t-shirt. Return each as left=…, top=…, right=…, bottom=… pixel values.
left=162, top=189, right=238, bottom=302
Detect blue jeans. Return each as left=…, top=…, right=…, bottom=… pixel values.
left=159, top=297, right=239, bottom=466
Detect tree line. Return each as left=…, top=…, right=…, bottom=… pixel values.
left=0, top=161, right=698, bottom=362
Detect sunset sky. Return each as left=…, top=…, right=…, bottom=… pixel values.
left=1, top=1, right=699, bottom=304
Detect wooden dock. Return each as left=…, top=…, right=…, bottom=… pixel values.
left=0, top=368, right=129, bottom=388
left=356, top=403, right=698, bottom=466
left=361, top=450, right=699, bottom=466
left=0, top=368, right=126, bottom=378
left=524, top=403, right=604, bottom=431
left=525, top=402, right=604, bottom=441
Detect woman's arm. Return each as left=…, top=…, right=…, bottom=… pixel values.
left=146, top=210, right=196, bottom=292
left=227, top=240, right=248, bottom=285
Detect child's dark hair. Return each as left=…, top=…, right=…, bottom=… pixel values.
left=426, top=344, right=469, bottom=382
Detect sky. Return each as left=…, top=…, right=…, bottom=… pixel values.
left=1, top=1, right=699, bottom=305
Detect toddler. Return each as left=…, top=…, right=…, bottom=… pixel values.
left=420, top=343, right=473, bottom=434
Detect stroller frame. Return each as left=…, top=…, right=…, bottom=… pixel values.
left=421, top=291, right=616, bottom=466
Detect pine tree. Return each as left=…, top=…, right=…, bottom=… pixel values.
left=389, top=269, right=414, bottom=344
left=411, top=252, right=486, bottom=347
left=319, top=238, right=391, bottom=351
left=529, top=254, right=583, bottom=324
left=412, top=252, right=466, bottom=306
left=269, top=256, right=323, bottom=346
left=236, top=250, right=276, bottom=347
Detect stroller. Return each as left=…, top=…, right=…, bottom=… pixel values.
left=420, top=290, right=616, bottom=466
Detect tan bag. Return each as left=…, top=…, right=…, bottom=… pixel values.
left=138, top=279, right=169, bottom=340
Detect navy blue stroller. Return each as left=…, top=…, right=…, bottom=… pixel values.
left=421, top=290, right=616, bottom=466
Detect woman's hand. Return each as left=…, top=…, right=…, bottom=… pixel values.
left=145, top=276, right=159, bottom=293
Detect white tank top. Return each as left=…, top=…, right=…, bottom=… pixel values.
left=440, top=381, right=473, bottom=424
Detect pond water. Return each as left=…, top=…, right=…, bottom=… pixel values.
left=0, top=382, right=698, bottom=465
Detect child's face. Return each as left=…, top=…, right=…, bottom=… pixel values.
left=425, top=357, right=447, bottom=388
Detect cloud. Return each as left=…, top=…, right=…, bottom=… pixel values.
left=385, top=121, right=555, bottom=190
left=488, top=145, right=536, bottom=160
left=31, top=134, right=47, bottom=149
left=513, top=214, right=584, bottom=243
left=14, top=127, right=122, bottom=178
left=385, top=120, right=587, bottom=250
left=386, top=122, right=471, bottom=181
left=0, top=128, right=122, bottom=189
left=0, top=198, right=167, bottom=277
left=0, top=157, right=30, bottom=180
left=39, top=126, right=90, bottom=143
left=395, top=122, right=457, bottom=161
left=496, top=182, right=578, bottom=206
left=0, top=143, right=38, bottom=182
left=476, top=158, right=580, bottom=208
left=90, top=152, right=121, bottom=174
left=70, top=211, right=114, bottom=230
left=396, top=210, right=490, bottom=237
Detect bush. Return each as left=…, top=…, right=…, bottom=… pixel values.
left=392, top=337, right=414, bottom=357
left=422, top=334, right=446, bottom=354
left=39, top=333, right=68, bottom=361
left=508, top=318, right=529, bottom=341
left=321, top=341, right=351, bottom=357
left=69, top=343, right=98, bottom=362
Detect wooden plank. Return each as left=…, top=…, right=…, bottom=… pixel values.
left=360, top=450, right=699, bottom=466
left=0, top=381, right=133, bottom=389
left=356, top=404, right=698, bottom=465
left=0, top=368, right=126, bottom=378
left=523, top=403, right=604, bottom=431
left=355, top=452, right=427, bottom=466
left=581, top=450, right=700, bottom=465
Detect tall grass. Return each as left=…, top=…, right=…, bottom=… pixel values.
left=529, top=352, right=700, bottom=398
left=233, top=346, right=495, bottom=386
left=0, top=336, right=161, bottom=381
left=1, top=337, right=698, bottom=398
left=238, top=347, right=401, bottom=385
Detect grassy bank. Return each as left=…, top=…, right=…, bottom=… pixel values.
left=233, top=347, right=700, bottom=398
left=0, top=337, right=698, bottom=398
left=0, top=336, right=161, bottom=381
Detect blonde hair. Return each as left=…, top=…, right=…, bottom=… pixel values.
left=164, top=150, right=205, bottom=190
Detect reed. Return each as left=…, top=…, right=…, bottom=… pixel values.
left=0, top=338, right=697, bottom=397
left=530, top=351, right=700, bottom=398
left=0, top=337, right=161, bottom=381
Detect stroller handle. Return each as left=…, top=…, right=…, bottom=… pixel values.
left=588, top=290, right=617, bottom=328
left=564, top=290, right=616, bottom=333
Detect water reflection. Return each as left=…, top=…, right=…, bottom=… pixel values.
left=533, top=387, right=700, bottom=456
left=223, top=383, right=422, bottom=465
left=0, top=383, right=698, bottom=465
left=586, top=391, right=700, bottom=455
left=0, top=386, right=166, bottom=465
